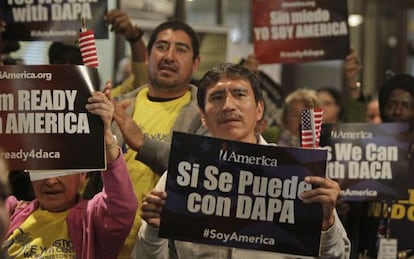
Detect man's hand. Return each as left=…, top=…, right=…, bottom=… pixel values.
left=86, top=91, right=114, bottom=131
left=112, top=99, right=145, bottom=151
left=299, top=176, right=341, bottom=231
left=103, top=78, right=145, bottom=151
left=141, top=190, right=167, bottom=229
left=104, top=9, right=142, bottom=42
left=344, top=47, right=363, bottom=98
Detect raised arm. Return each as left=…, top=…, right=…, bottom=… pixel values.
left=344, top=47, right=363, bottom=100
left=300, top=176, right=351, bottom=258
left=84, top=90, right=138, bottom=256
left=105, top=9, right=148, bottom=97
left=136, top=174, right=169, bottom=259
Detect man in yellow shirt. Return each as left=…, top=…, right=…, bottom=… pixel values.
left=111, top=20, right=208, bottom=258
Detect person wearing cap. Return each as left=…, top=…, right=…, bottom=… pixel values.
left=2, top=90, right=138, bottom=259
left=378, top=74, right=414, bottom=127
left=359, top=73, right=414, bottom=258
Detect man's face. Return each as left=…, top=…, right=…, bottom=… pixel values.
left=200, top=77, right=263, bottom=144
left=32, top=174, right=85, bottom=212
left=147, top=29, right=200, bottom=98
left=383, top=89, right=414, bottom=125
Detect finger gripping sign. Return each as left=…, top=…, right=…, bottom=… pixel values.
left=160, top=132, right=328, bottom=256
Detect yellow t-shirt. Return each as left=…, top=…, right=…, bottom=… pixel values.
left=119, top=87, right=191, bottom=258
left=5, top=208, right=74, bottom=258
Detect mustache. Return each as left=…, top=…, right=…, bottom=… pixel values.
left=217, top=112, right=243, bottom=123
left=159, top=60, right=178, bottom=71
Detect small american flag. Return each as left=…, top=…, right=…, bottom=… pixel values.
left=301, top=108, right=323, bottom=148
left=79, top=18, right=98, bottom=68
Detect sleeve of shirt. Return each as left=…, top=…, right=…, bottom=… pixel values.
left=92, top=152, right=138, bottom=256
left=319, top=210, right=351, bottom=258
left=136, top=137, right=171, bottom=175
left=135, top=172, right=169, bottom=259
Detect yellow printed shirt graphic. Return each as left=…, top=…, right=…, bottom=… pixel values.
left=118, top=87, right=191, bottom=258
left=4, top=208, right=74, bottom=258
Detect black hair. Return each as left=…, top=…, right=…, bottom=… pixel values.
left=1, top=40, right=20, bottom=54
left=48, top=42, right=83, bottom=65
left=197, top=62, right=262, bottom=111
left=147, top=20, right=200, bottom=61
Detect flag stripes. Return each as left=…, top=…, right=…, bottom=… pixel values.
left=79, top=30, right=98, bottom=67
left=300, top=108, right=323, bottom=148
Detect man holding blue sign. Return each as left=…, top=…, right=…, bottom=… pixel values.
left=135, top=63, right=350, bottom=258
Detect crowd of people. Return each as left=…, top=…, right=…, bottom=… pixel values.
left=0, top=7, right=413, bottom=259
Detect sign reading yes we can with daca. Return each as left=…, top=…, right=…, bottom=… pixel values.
left=0, top=65, right=105, bottom=171
left=159, top=132, right=328, bottom=256
left=320, top=123, right=411, bottom=201
left=252, top=0, right=350, bottom=64
left=1, top=0, right=108, bottom=41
